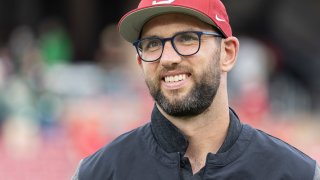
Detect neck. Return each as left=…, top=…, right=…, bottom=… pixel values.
left=157, top=80, right=230, bottom=173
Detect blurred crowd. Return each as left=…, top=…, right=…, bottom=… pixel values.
left=0, top=0, right=319, bottom=179
left=0, top=21, right=154, bottom=179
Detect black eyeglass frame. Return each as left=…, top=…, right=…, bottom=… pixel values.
left=133, top=31, right=223, bottom=62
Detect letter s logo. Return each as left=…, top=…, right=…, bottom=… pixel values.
left=152, top=0, right=175, bottom=5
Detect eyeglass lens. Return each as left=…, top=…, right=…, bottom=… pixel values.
left=137, top=32, right=200, bottom=61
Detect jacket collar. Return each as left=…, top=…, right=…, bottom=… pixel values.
left=150, top=106, right=243, bottom=154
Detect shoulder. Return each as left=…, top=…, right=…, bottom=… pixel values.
left=246, top=125, right=316, bottom=176
left=314, top=163, right=320, bottom=180
left=83, top=122, right=151, bottom=163
left=77, top=123, right=152, bottom=179
left=235, top=124, right=314, bottom=163
left=253, top=126, right=312, bottom=160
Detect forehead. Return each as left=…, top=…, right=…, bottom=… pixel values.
left=141, top=13, right=214, bottom=38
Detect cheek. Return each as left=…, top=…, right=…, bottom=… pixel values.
left=141, top=63, right=159, bottom=82
left=190, top=55, right=211, bottom=75
left=142, top=65, right=154, bottom=78
left=193, top=51, right=221, bottom=79
left=141, top=61, right=157, bottom=71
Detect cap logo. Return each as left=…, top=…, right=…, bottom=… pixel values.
left=215, top=14, right=225, bottom=22
left=152, top=0, right=175, bottom=5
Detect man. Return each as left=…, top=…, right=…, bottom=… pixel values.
left=73, top=0, right=320, bottom=179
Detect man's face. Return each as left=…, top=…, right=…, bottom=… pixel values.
left=139, top=13, right=222, bottom=117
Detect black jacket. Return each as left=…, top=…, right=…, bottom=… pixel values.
left=74, top=107, right=317, bottom=180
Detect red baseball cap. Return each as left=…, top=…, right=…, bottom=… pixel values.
left=118, top=0, right=232, bottom=43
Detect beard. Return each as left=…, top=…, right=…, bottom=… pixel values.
left=145, top=49, right=221, bottom=117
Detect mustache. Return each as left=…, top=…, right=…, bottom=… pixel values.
left=157, top=65, right=193, bottom=77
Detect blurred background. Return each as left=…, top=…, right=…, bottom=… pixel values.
left=0, top=0, right=319, bottom=179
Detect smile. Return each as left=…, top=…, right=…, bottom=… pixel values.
left=161, top=73, right=191, bottom=90
left=164, top=74, right=187, bottom=83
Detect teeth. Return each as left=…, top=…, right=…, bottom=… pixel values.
left=164, top=74, right=187, bottom=83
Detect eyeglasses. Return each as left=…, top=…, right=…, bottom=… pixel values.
left=133, top=31, right=222, bottom=62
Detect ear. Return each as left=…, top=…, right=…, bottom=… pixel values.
left=136, top=54, right=142, bottom=66
left=220, top=37, right=239, bottom=72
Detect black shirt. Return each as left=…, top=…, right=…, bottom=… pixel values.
left=151, top=106, right=243, bottom=180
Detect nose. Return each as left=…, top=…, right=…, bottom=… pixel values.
left=159, top=41, right=182, bottom=67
